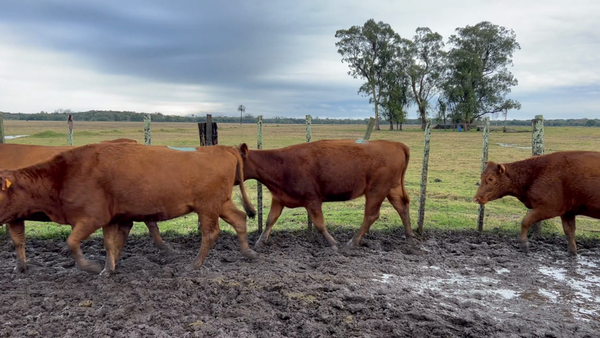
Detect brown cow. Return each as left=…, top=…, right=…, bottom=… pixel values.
left=237, top=139, right=412, bottom=250
left=0, top=143, right=257, bottom=275
left=0, top=141, right=172, bottom=273
left=474, top=151, right=600, bottom=255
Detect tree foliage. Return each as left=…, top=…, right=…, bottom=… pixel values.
left=335, top=19, right=400, bottom=130
left=403, top=27, right=446, bottom=129
left=441, top=21, right=521, bottom=127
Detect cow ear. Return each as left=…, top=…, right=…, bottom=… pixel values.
left=497, top=164, right=506, bottom=174
left=239, top=143, right=249, bottom=159
left=1, top=177, right=13, bottom=191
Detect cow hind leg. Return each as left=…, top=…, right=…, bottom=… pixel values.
left=307, top=205, right=339, bottom=251
left=8, top=221, right=27, bottom=273
left=347, top=193, right=386, bottom=248
left=519, top=208, right=558, bottom=254
left=145, top=221, right=176, bottom=254
left=190, top=214, right=220, bottom=269
left=100, top=223, right=121, bottom=276
left=387, top=186, right=413, bottom=240
left=560, top=214, right=577, bottom=255
left=67, top=222, right=103, bottom=274
left=255, top=198, right=284, bottom=249
left=220, top=200, right=258, bottom=260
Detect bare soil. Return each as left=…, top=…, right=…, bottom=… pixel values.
left=1, top=229, right=599, bottom=337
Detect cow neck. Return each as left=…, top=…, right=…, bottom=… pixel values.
left=246, top=150, right=284, bottom=187
left=14, top=161, right=64, bottom=218
left=505, top=158, right=538, bottom=201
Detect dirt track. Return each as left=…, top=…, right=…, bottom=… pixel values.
left=1, top=229, right=599, bottom=337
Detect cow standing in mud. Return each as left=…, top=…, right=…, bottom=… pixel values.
left=0, top=143, right=257, bottom=275
left=474, top=151, right=600, bottom=255
left=0, top=141, right=173, bottom=273
left=237, top=139, right=412, bottom=250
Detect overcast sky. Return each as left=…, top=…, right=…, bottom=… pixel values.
left=1, top=0, right=599, bottom=120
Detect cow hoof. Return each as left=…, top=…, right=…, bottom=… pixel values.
left=254, top=241, right=266, bottom=250
left=14, top=263, right=28, bottom=274
left=331, top=244, right=339, bottom=252
left=242, top=249, right=259, bottom=260
left=345, top=239, right=359, bottom=248
left=187, top=263, right=202, bottom=271
left=568, top=250, right=578, bottom=257
left=519, top=241, right=530, bottom=254
left=99, top=268, right=114, bottom=277
left=78, top=262, right=103, bottom=274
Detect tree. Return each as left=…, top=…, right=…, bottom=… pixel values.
left=442, top=21, right=521, bottom=128
left=403, top=27, right=446, bottom=130
left=379, top=53, right=412, bottom=130
left=237, top=105, right=245, bottom=125
left=335, top=19, right=399, bottom=130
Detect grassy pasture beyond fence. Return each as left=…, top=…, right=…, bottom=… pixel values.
left=2, top=120, right=599, bottom=241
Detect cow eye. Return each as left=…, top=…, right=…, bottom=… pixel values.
left=488, top=177, right=493, bottom=182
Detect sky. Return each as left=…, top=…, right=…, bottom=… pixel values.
left=0, top=0, right=599, bottom=120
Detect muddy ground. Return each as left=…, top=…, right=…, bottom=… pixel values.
left=1, top=229, right=599, bottom=337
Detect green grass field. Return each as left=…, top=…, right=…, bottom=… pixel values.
left=2, top=120, right=599, bottom=240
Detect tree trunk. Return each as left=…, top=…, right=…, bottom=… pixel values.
left=389, top=120, right=394, bottom=130
left=419, top=105, right=427, bottom=130
left=371, top=86, right=380, bottom=130
left=399, top=122, right=403, bottom=131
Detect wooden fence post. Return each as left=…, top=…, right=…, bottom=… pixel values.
left=477, top=118, right=491, bottom=231
left=306, top=114, right=313, bottom=230
left=206, top=114, right=213, bottom=146
left=417, top=119, right=432, bottom=234
left=198, top=114, right=218, bottom=146
left=0, top=113, right=5, bottom=144
left=144, top=115, right=151, bottom=145
left=530, top=115, right=545, bottom=236
left=257, top=115, right=264, bottom=233
left=67, top=114, right=74, bottom=146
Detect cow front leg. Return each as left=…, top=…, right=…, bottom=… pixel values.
left=307, top=205, right=339, bottom=251
left=348, top=194, right=385, bottom=248
left=100, top=223, right=121, bottom=276
left=220, top=200, right=258, bottom=260
left=67, top=221, right=103, bottom=274
left=519, top=208, right=557, bottom=254
left=560, top=214, right=578, bottom=255
left=255, top=198, right=284, bottom=249
left=190, top=214, right=220, bottom=269
left=7, top=221, right=27, bottom=273
left=144, top=221, right=176, bottom=254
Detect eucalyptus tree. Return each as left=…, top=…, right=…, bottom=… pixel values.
left=403, top=27, right=446, bottom=130
left=443, top=21, right=521, bottom=128
left=335, top=19, right=400, bottom=130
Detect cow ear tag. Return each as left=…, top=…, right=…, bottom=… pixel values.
left=2, top=178, right=11, bottom=191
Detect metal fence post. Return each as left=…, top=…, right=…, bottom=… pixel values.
left=306, top=115, right=313, bottom=230
left=257, top=115, right=264, bottom=233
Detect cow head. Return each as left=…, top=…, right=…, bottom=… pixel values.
left=474, top=161, right=510, bottom=204
left=238, top=143, right=249, bottom=160
left=0, top=171, right=21, bottom=223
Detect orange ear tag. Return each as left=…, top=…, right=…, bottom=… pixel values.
left=5, top=178, right=12, bottom=190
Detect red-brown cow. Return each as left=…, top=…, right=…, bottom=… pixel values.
left=474, top=151, right=600, bottom=255
left=0, top=141, right=172, bottom=273
left=0, top=143, right=257, bottom=275
left=238, top=139, right=413, bottom=250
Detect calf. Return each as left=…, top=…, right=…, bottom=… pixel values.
left=0, top=143, right=257, bottom=275
left=474, top=151, right=600, bottom=254
left=238, top=139, right=412, bottom=250
left=0, top=141, right=172, bottom=273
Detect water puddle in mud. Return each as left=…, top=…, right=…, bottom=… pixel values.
left=371, top=255, right=600, bottom=322
left=5, top=135, right=28, bottom=140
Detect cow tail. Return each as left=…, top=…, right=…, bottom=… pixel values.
left=234, top=151, right=257, bottom=219
left=400, top=144, right=410, bottom=205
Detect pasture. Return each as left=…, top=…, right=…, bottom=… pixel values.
left=1, top=120, right=600, bottom=336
